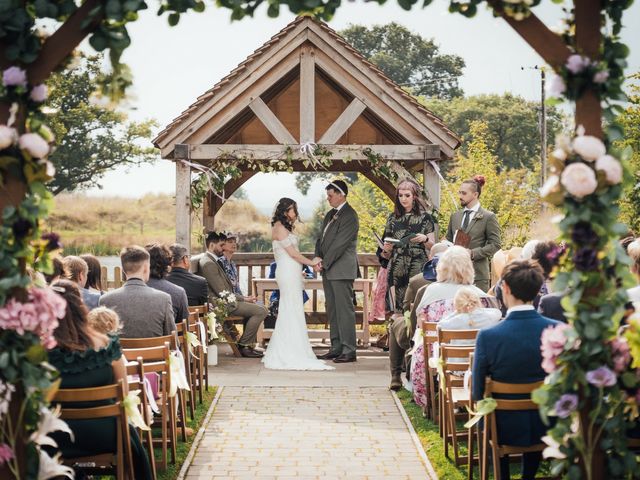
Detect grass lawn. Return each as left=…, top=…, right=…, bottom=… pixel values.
left=156, top=387, right=218, bottom=480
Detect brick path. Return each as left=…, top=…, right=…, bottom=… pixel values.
left=182, top=386, right=433, bottom=479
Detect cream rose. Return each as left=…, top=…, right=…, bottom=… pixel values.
left=595, top=155, right=622, bottom=184
left=19, top=133, right=50, bottom=158
left=0, top=125, right=17, bottom=149
left=572, top=135, right=606, bottom=162
left=561, top=162, right=597, bottom=199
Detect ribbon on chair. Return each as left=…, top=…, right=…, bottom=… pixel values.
left=185, top=331, right=201, bottom=358
left=197, top=320, right=207, bottom=347
left=142, top=376, right=160, bottom=415
left=207, top=312, right=219, bottom=341
left=464, top=398, right=497, bottom=429
left=428, top=356, right=446, bottom=391
left=122, top=390, right=151, bottom=431
left=168, top=351, right=191, bottom=397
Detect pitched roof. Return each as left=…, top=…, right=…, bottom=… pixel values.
left=154, top=16, right=461, bottom=156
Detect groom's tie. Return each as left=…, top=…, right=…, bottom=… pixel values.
left=322, top=208, right=338, bottom=239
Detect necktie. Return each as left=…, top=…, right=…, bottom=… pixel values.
left=461, top=210, right=472, bottom=231
left=322, top=209, right=339, bottom=239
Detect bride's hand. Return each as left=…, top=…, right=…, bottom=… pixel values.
left=310, top=257, right=322, bottom=266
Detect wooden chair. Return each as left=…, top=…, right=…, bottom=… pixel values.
left=188, top=305, right=213, bottom=373
left=421, top=320, right=439, bottom=423
left=53, top=380, right=135, bottom=480
left=120, top=342, right=177, bottom=470
left=125, top=359, right=157, bottom=480
left=481, top=378, right=546, bottom=480
left=175, top=320, right=196, bottom=420
left=187, top=321, right=205, bottom=404
left=466, top=352, right=481, bottom=480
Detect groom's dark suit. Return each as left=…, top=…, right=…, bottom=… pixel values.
left=315, top=203, right=359, bottom=357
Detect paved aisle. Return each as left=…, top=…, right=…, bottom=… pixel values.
left=182, top=386, right=433, bottom=480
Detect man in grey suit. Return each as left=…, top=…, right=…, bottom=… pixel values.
left=100, top=246, right=175, bottom=338
left=314, top=180, right=360, bottom=363
left=196, top=232, right=267, bottom=358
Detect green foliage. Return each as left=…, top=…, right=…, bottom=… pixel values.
left=339, top=23, right=465, bottom=99
left=439, top=121, right=541, bottom=248
left=617, top=73, right=640, bottom=233
left=46, top=56, right=157, bottom=195
left=347, top=175, right=394, bottom=252
left=421, top=93, right=564, bottom=171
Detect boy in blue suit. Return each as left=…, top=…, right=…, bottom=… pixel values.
left=472, top=260, right=558, bottom=479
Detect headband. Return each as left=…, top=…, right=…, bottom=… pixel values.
left=328, top=182, right=346, bottom=196
left=51, top=285, right=66, bottom=293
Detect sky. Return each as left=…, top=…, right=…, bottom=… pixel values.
left=83, top=0, right=640, bottom=217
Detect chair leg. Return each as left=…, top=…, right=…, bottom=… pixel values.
left=467, top=415, right=474, bottom=480
left=177, top=389, right=187, bottom=442
left=169, top=396, right=178, bottom=464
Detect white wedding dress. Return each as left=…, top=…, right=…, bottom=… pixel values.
left=262, top=233, right=334, bottom=370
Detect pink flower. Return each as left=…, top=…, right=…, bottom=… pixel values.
left=610, top=337, right=631, bottom=373
left=572, top=135, right=606, bottom=162
left=540, top=323, right=572, bottom=373
left=560, top=162, right=597, bottom=199
left=547, top=74, right=566, bottom=97
left=0, top=125, right=16, bottom=149
left=19, top=133, right=49, bottom=158
left=30, top=84, right=48, bottom=102
left=593, top=70, right=609, bottom=84
left=0, top=443, right=14, bottom=465
left=2, top=66, right=27, bottom=87
left=565, top=54, right=590, bottom=74
left=595, top=155, right=622, bottom=184
left=586, top=366, right=617, bottom=388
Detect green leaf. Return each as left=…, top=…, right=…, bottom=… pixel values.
left=168, top=12, right=180, bottom=26
left=25, top=344, right=47, bottom=364
left=89, top=32, right=109, bottom=51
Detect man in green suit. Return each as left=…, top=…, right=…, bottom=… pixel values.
left=446, top=176, right=501, bottom=292
left=314, top=180, right=360, bottom=363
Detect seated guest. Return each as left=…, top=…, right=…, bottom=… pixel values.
left=88, top=306, right=121, bottom=335
left=166, top=243, right=208, bottom=306
left=195, top=231, right=268, bottom=358
left=472, top=260, right=557, bottom=480
left=439, top=286, right=501, bottom=333
left=409, top=246, right=495, bottom=406
left=221, top=233, right=244, bottom=296
left=145, top=243, right=189, bottom=323
left=537, top=291, right=568, bottom=323
left=47, top=280, right=153, bottom=480
left=63, top=255, right=100, bottom=310
left=388, top=241, right=451, bottom=391
left=45, top=255, right=64, bottom=284
left=100, top=246, right=175, bottom=338
left=80, top=253, right=104, bottom=294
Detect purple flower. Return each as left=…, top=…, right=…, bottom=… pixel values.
left=29, top=84, right=48, bottom=102
left=565, top=54, right=590, bottom=74
left=0, top=443, right=14, bottom=465
left=546, top=243, right=566, bottom=266
left=593, top=70, right=609, bottom=84
left=2, top=66, right=27, bottom=88
left=571, top=222, right=598, bottom=246
left=554, top=394, right=578, bottom=418
left=573, top=247, right=599, bottom=272
left=12, top=218, right=32, bottom=239
left=41, top=232, right=62, bottom=251
left=586, top=366, right=617, bottom=388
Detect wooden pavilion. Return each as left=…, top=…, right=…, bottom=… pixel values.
left=153, top=16, right=461, bottom=247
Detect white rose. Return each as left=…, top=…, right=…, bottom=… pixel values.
left=19, top=133, right=49, bottom=158
left=560, top=162, right=597, bottom=199
left=0, top=125, right=17, bottom=149
left=572, top=135, right=606, bottom=162
left=595, top=155, right=622, bottom=184
left=540, top=175, right=561, bottom=198
left=552, top=148, right=567, bottom=162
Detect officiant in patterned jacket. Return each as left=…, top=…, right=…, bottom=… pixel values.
left=379, top=179, right=435, bottom=313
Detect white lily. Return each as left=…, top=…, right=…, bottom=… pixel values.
left=30, top=405, right=74, bottom=448
left=38, top=449, right=74, bottom=480
left=542, top=434, right=566, bottom=459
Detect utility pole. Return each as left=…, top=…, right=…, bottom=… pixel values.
left=522, top=65, right=547, bottom=187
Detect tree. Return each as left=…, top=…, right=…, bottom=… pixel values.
left=421, top=93, right=565, bottom=171
left=46, top=57, right=157, bottom=195
left=617, top=73, right=640, bottom=233
left=339, top=23, right=465, bottom=99
left=439, top=120, right=541, bottom=248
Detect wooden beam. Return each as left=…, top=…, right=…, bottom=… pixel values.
left=299, top=45, right=315, bottom=143
left=176, top=144, right=440, bottom=161
left=360, top=170, right=396, bottom=200
left=423, top=160, right=441, bottom=212
left=212, top=170, right=259, bottom=212
left=249, top=97, right=297, bottom=144
left=318, top=98, right=366, bottom=144
left=175, top=161, right=192, bottom=250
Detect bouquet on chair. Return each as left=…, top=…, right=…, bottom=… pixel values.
left=207, top=290, right=238, bottom=342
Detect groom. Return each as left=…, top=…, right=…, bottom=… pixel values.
left=314, top=180, right=360, bottom=363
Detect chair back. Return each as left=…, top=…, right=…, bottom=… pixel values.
left=440, top=344, right=476, bottom=372
left=437, top=328, right=479, bottom=345
left=121, top=333, right=178, bottom=351
left=188, top=305, right=208, bottom=318
left=484, top=378, right=543, bottom=411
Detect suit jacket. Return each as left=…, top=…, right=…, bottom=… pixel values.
left=472, top=309, right=557, bottom=446
left=147, top=277, right=190, bottom=322
left=99, top=278, right=175, bottom=338
left=446, top=206, right=501, bottom=283
left=197, top=252, right=238, bottom=302
left=166, top=267, right=209, bottom=306
left=314, top=203, right=359, bottom=280
left=538, top=292, right=567, bottom=323
left=81, top=288, right=100, bottom=311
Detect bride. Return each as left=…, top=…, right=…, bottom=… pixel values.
left=262, top=198, right=334, bottom=371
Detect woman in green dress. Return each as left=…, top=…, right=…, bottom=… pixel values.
left=47, top=279, right=153, bottom=480
left=380, top=179, right=436, bottom=312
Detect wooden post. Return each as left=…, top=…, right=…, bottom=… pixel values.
left=423, top=160, right=441, bottom=241
left=299, top=46, right=315, bottom=143
left=175, top=160, right=192, bottom=250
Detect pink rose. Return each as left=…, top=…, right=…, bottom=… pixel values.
left=561, top=162, right=597, bottom=199
left=609, top=337, right=631, bottom=373
left=572, top=135, right=606, bottom=162
left=565, top=54, right=590, bottom=74
left=19, top=133, right=49, bottom=158
left=0, top=125, right=16, bottom=149
left=547, top=74, right=566, bottom=98
left=541, top=323, right=572, bottom=373
left=593, top=70, right=609, bottom=84
left=0, top=443, right=14, bottom=465
left=595, top=155, right=622, bottom=184
left=30, top=84, right=48, bottom=102
left=2, top=66, right=27, bottom=87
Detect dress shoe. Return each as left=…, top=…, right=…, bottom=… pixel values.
left=389, top=374, right=402, bottom=391
left=239, top=346, right=263, bottom=358
left=316, top=351, right=341, bottom=360
left=333, top=354, right=356, bottom=363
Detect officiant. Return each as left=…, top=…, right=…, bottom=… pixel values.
left=445, top=175, right=501, bottom=292
left=378, top=179, right=435, bottom=313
